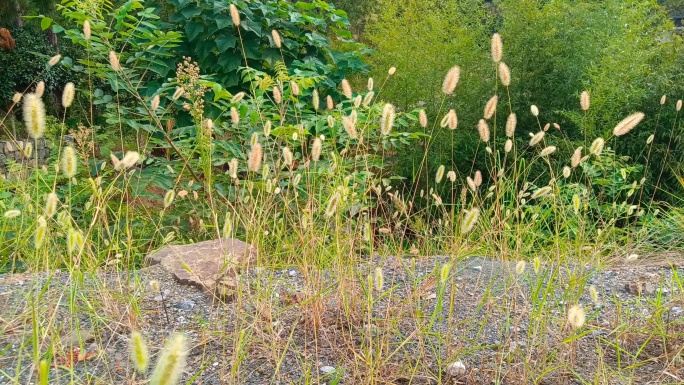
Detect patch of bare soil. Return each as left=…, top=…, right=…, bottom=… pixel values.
left=0, top=256, right=683, bottom=384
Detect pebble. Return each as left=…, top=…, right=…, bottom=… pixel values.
left=671, top=306, right=683, bottom=315
left=320, top=366, right=336, bottom=374
left=175, top=300, right=195, bottom=310
left=472, top=266, right=482, bottom=271
left=289, top=270, right=297, bottom=277
left=446, top=360, right=466, bottom=377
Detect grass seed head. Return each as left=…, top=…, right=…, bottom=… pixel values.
left=505, top=113, right=517, bottom=137
left=580, top=91, right=590, bottom=111
left=231, top=107, right=239, bottom=125
left=491, top=33, right=503, bottom=63
left=229, top=158, right=238, bottom=178
left=435, top=165, right=445, bottom=183
left=367, top=77, right=374, bottom=91
left=130, top=331, right=150, bottom=373
left=515, top=260, right=526, bottom=275
left=12, top=92, right=22, bottom=103
left=312, top=137, right=322, bottom=161
left=353, top=94, right=362, bottom=108
left=230, top=4, right=240, bottom=26
left=231, top=92, right=245, bottom=104
left=163, top=190, right=175, bottom=208
left=363, top=91, right=374, bottom=107
left=440, top=262, right=452, bottom=284
left=273, top=86, right=282, bottom=104
left=590, top=137, right=605, bottom=156
left=531, top=185, right=552, bottom=199
left=325, top=192, right=342, bottom=217
left=342, top=115, right=357, bottom=139
left=61, top=146, right=78, bottom=177
left=562, top=166, right=571, bottom=178
left=150, top=94, right=160, bottom=111
left=290, top=81, right=300, bottom=96
left=677, top=99, right=682, bottom=112
left=172, top=87, right=184, bottom=101
left=419, top=109, right=428, bottom=128
left=461, top=208, right=480, bottom=234
left=571, top=147, right=582, bottom=167
left=341, top=79, right=353, bottom=99
left=282, top=147, right=293, bottom=167
left=533, top=257, right=541, bottom=274
left=589, top=285, right=599, bottom=304
left=647, top=134, right=654, bottom=144
left=540, top=145, right=556, bottom=157
left=312, top=90, right=319, bottom=110
left=381, top=103, right=396, bottom=135
left=83, top=20, right=91, bottom=40
left=67, top=228, right=84, bottom=254
left=388, top=66, right=396, bottom=75
left=35, top=81, right=45, bottom=98
left=35, top=216, right=47, bottom=249
left=504, top=139, right=513, bottom=152
left=442, top=66, right=461, bottom=95
left=466, top=176, right=477, bottom=192
left=612, top=112, right=645, bottom=136
left=271, top=29, right=281, bottom=48
left=374, top=267, right=384, bottom=292
left=4, top=210, right=20, bottom=219
left=222, top=213, right=233, bottom=238
left=498, top=62, right=511, bottom=86
left=474, top=170, right=482, bottom=186
left=447, top=170, right=456, bottom=182
left=248, top=143, right=263, bottom=172
left=61, top=82, right=76, bottom=108
left=567, top=305, right=586, bottom=329
left=529, top=131, right=545, bottom=146
left=150, top=333, right=188, bottom=385
left=23, top=93, right=46, bottom=139
left=121, top=151, right=141, bottom=169
left=530, top=104, right=539, bottom=117
left=484, top=95, right=498, bottom=119
left=48, top=54, right=62, bottom=67
left=45, top=193, right=59, bottom=218
left=477, top=119, right=490, bottom=142
left=326, top=95, right=334, bottom=110
left=109, top=51, right=121, bottom=71
left=660, top=95, right=666, bottom=105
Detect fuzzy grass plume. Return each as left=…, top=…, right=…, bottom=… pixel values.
left=484, top=95, right=498, bottom=119
left=150, top=333, right=188, bottom=385
left=442, top=66, right=461, bottom=95
left=499, top=62, right=511, bottom=86
left=461, top=208, right=480, bottom=234
left=477, top=119, right=490, bottom=142
left=381, top=103, right=396, bottom=135
left=491, top=33, right=503, bottom=63
left=612, top=112, right=645, bottom=136
left=61, top=146, right=78, bottom=177
left=271, top=29, right=281, bottom=48
left=23, top=93, right=46, bottom=139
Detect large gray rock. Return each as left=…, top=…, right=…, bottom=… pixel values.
left=146, top=238, right=257, bottom=294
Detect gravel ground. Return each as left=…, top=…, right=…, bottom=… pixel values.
left=0, top=256, right=683, bottom=384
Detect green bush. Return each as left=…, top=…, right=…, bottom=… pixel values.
left=149, top=0, right=370, bottom=91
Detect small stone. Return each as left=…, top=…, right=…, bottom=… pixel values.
left=446, top=361, right=466, bottom=378
left=175, top=300, right=195, bottom=311
left=471, top=266, right=482, bottom=271
left=320, top=366, right=336, bottom=374
left=154, top=295, right=163, bottom=302
left=671, top=306, right=683, bottom=315
left=289, top=270, right=297, bottom=277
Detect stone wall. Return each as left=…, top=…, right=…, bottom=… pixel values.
left=0, top=138, right=50, bottom=172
